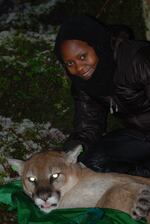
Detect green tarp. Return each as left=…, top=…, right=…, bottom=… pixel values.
left=0, top=180, right=147, bottom=224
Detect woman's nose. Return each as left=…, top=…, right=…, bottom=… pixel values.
left=76, top=62, right=85, bottom=74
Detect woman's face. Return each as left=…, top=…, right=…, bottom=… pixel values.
left=60, top=40, right=99, bottom=80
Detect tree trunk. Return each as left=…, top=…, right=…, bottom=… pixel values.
left=142, top=0, right=150, bottom=40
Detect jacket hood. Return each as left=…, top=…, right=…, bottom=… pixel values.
left=54, top=15, right=115, bottom=97
left=54, top=15, right=112, bottom=62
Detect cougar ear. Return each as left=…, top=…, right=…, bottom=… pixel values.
left=7, top=158, right=24, bottom=176
left=65, top=145, right=83, bottom=164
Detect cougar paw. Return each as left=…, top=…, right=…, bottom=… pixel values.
left=131, top=186, right=150, bottom=220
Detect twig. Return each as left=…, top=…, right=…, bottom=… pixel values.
left=96, top=0, right=112, bottom=18
left=2, top=162, right=18, bottom=178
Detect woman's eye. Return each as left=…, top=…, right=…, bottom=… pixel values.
left=65, top=61, right=74, bottom=67
left=28, top=176, right=37, bottom=183
left=80, top=54, right=86, bottom=60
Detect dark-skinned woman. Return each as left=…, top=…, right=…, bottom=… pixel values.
left=54, top=15, right=150, bottom=177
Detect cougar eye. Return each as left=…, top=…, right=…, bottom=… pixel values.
left=51, top=173, right=59, bottom=180
left=28, top=176, right=37, bottom=183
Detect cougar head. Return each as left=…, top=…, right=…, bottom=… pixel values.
left=8, top=145, right=83, bottom=213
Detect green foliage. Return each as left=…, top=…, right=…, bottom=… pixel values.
left=0, top=33, right=73, bottom=131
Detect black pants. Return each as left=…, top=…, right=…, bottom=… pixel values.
left=79, top=128, right=150, bottom=177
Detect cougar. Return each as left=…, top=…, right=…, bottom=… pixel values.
left=8, top=145, right=150, bottom=223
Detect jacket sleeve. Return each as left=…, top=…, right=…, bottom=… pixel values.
left=114, top=45, right=150, bottom=131
left=63, top=85, right=109, bottom=151
left=137, top=46, right=150, bottom=100
left=115, top=45, right=150, bottom=112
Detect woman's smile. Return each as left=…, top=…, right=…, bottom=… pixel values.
left=79, top=67, right=95, bottom=80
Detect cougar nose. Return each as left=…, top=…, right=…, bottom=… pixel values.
left=36, top=187, right=52, bottom=201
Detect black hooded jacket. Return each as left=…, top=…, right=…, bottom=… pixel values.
left=55, top=16, right=150, bottom=151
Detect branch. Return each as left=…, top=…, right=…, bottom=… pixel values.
left=96, top=0, right=112, bottom=18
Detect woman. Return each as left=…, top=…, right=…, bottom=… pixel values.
left=54, top=15, right=150, bottom=177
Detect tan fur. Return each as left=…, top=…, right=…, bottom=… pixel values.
left=8, top=149, right=150, bottom=222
